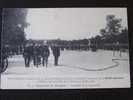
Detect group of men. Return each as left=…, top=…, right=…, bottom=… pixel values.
left=23, top=43, right=60, bottom=67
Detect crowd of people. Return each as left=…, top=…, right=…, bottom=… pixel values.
left=23, top=43, right=60, bottom=67
left=2, top=41, right=126, bottom=69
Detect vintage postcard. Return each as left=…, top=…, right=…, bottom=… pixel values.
left=0, top=8, right=130, bottom=89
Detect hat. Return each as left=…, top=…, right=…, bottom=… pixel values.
left=43, top=41, right=47, bottom=45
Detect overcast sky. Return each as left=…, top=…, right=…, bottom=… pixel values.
left=25, top=8, right=128, bottom=40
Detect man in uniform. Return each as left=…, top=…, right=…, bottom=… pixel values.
left=23, top=44, right=30, bottom=67
left=23, top=43, right=33, bottom=67
left=37, top=44, right=42, bottom=66
left=41, top=43, right=50, bottom=67
left=1, top=45, right=9, bottom=73
left=52, top=44, right=60, bottom=66
left=33, top=43, right=38, bottom=67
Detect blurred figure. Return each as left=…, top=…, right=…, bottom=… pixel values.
left=113, top=41, right=122, bottom=57
left=33, top=43, right=41, bottom=67
left=37, top=44, right=42, bottom=65
left=23, top=43, right=33, bottom=67
left=33, top=43, right=37, bottom=66
left=1, top=45, right=9, bottom=73
left=52, top=44, right=60, bottom=66
left=41, top=42, right=50, bottom=67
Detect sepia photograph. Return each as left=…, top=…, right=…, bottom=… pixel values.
left=0, top=8, right=130, bottom=89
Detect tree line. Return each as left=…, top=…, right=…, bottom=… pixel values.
left=2, top=8, right=129, bottom=52
left=2, top=8, right=28, bottom=49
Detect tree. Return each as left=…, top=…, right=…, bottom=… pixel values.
left=99, top=15, right=124, bottom=44
left=100, top=29, right=106, bottom=36
left=105, top=15, right=122, bottom=35
left=118, top=28, right=128, bottom=44
left=100, top=15, right=122, bottom=37
left=2, top=8, right=28, bottom=47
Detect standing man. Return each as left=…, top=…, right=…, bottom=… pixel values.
left=52, top=44, right=60, bottom=66
left=37, top=44, right=42, bottom=66
left=33, top=43, right=40, bottom=67
left=33, top=43, right=37, bottom=66
left=41, top=43, right=50, bottom=67
left=23, top=44, right=30, bottom=67
left=23, top=44, right=29, bottom=67
left=23, top=43, right=34, bottom=67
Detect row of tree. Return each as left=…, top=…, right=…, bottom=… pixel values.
left=46, top=15, right=129, bottom=50
left=92, top=15, right=128, bottom=45
left=2, top=9, right=129, bottom=52
left=2, top=8, right=28, bottom=48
